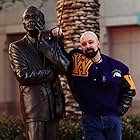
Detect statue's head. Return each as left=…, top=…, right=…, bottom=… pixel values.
left=22, top=6, right=45, bottom=37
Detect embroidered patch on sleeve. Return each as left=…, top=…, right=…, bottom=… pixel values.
left=72, top=53, right=93, bottom=77
left=124, top=75, right=136, bottom=90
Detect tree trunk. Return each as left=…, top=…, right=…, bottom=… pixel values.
left=57, top=0, right=100, bottom=121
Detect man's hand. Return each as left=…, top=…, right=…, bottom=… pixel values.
left=51, top=27, right=63, bottom=37
left=118, top=104, right=130, bottom=116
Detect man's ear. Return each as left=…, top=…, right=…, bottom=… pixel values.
left=97, top=41, right=100, bottom=48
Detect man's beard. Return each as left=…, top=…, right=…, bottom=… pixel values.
left=85, top=48, right=99, bottom=58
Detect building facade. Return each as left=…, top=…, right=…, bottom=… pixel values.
left=100, top=0, right=140, bottom=115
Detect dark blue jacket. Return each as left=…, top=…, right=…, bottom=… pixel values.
left=67, top=49, right=136, bottom=116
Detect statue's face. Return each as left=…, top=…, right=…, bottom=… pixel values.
left=22, top=6, right=45, bottom=33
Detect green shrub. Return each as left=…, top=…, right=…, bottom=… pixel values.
left=0, top=115, right=26, bottom=140
left=59, top=119, right=85, bottom=140
left=0, top=115, right=140, bottom=140
left=122, top=116, right=140, bottom=140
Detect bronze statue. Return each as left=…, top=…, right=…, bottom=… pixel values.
left=8, top=6, right=69, bottom=140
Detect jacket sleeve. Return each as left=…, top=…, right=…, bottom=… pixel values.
left=38, top=35, right=70, bottom=75
left=118, top=74, right=136, bottom=116
left=65, top=49, right=84, bottom=103
left=8, top=43, right=54, bottom=85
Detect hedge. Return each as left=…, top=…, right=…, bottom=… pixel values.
left=0, top=115, right=140, bottom=140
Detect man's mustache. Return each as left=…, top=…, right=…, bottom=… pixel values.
left=85, top=48, right=94, bottom=53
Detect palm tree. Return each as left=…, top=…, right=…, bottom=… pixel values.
left=57, top=0, right=100, bottom=120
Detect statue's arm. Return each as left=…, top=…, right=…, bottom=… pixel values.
left=8, top=43, right=54, bottom=85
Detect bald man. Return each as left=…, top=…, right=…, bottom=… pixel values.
left=67, top=31, right=136, bottom=140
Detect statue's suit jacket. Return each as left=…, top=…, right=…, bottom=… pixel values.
left=8, top=34, right=69, bottom=122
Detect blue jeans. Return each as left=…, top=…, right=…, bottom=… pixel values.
left=82, top=115, right=122, bottom=140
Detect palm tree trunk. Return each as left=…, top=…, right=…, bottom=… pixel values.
left=57, top=0, right=100, bottom=120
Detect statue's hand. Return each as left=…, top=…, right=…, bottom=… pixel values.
left=51, top=27, right=63, bottom=37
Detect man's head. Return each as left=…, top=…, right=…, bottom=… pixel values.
left=22, top=6, right=45, bottom=37
left=80, top=31, right=100, bottom=58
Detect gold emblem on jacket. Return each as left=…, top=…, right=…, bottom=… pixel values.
left=72, top=53, right=93, bottom=77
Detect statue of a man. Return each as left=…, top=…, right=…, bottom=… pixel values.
left=8, top=6, right=69, bottom=140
